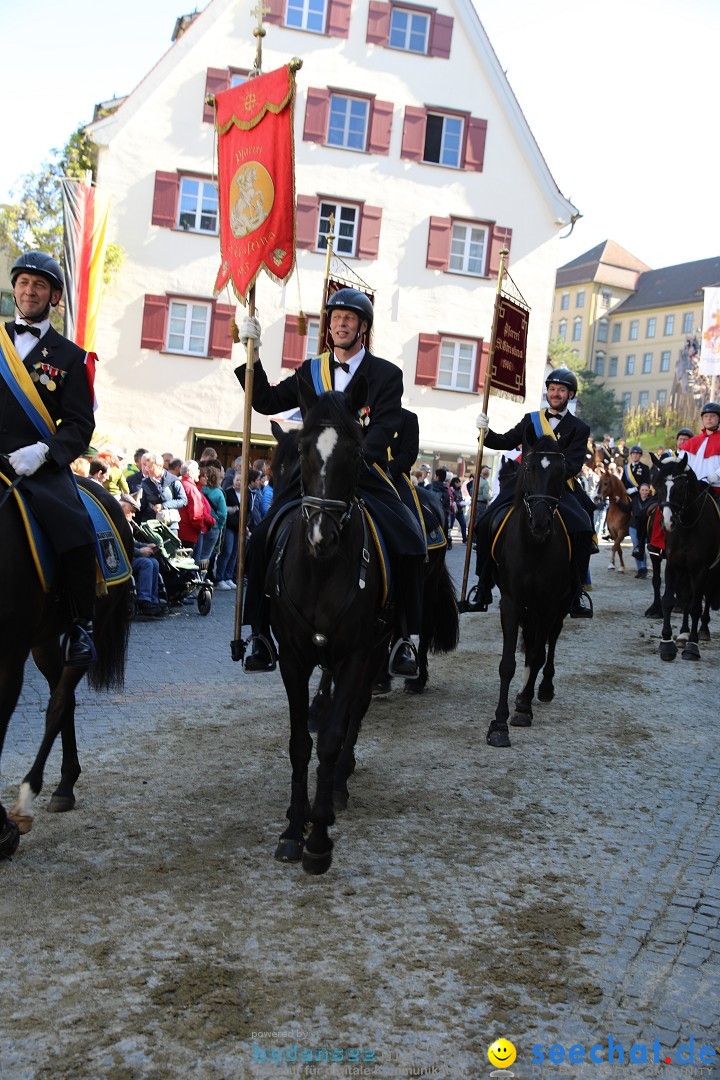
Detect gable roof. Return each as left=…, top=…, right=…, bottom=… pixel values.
left=556, top=240, right=651, bottom=289
left=613, top=255, right=720, bottom=314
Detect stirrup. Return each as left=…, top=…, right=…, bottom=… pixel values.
left=388, top=638, right=419, bottom=679
left=62, top=622, right=97, bottom=667
left=466, top=583, right=491, bottom=612
left=570, top=589, right=594, bottom=619
left=243, top=633, right=277, bottom=673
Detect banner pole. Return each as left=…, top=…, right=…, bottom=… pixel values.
left=317, top=213, right=335, bottom=352
left=458, top=247, right=508, bottom=611
left=230, top=284, right=258, bottom=659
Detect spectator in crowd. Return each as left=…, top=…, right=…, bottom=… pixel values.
left=167, top=458, right=183, bottom=477
left=178, top=461, right=208, bottom=559
left=125, top=448, right=148, bottom=486
left=258, top=461, right=274, bottom=518
left=127, top=451, right=150, bottom=495
left=119, top=493, right=164, bottom=616
left=474, top=465, right=492, bottom=512
left=98, top=447, right=129, bottom=497
left=70, top=456, right=90, bottom=477
left=430, top=467, right=452, bottom=545
left=138, top=453, right=187, bottom=533
left=448, top=475, right=468, bottom=543
left=623, top=482, right=657, bottom=578
left=198, top=447, right=218, bottom=467
left=215, top=471, right=245, bottom=589
left=87, top=458, right=109, bottom=486
left=162, top=452, right=175, bottom=470
left=222, top=454, right=243, bottom=491
left=197, top=464, right=227, bottom=566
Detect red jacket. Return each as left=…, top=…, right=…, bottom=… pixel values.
left=178, top=476, right=207, bottom=543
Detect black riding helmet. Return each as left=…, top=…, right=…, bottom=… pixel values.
left=676, top=428, right=693, bottom=439
left=326, top=288, right=373, bottom=330
left=700, top=401, right=720, bottom=418
left=545, top=367, right=578, bottom=396
left=11, top=251, right=65, bottom=295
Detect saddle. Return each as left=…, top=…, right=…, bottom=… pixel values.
left=490, top=505, right=571, bottom=563
left=414, top=486, right=447, bottom=550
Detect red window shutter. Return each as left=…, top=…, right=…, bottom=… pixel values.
left=463, top=117, right=488, bottom=173
left=209, top=302, right=236, bottom=360
left=326, top=0, right=351, bottom=37
left=357, top=205, right=382, bottom=260
left=426, top=217, right=452, bottom=270
left=303, top=88, right=330, bottom=143
left=400, top=107, right=427, bottom=162
left=203, top=68, right=231, bottom=123
left=283, top=315, right=307, bottom=369
left=264, top=0, right=284, bottom=23
left=416, top=333, right=441, bottom=386
left=141, top=295, right=169, bottom=351
left=488, top=225, right=513, bottom=275
left=151, top=171, right=180, bottom=228
left=474, top=339, right=489, bottom=392
left=366, top=0, right=390, bottom=45
left=296, top=195, right=320, bottom=249
left=429, top=13, right=454, bottom=58
left=367, top=99, right=393, bottom=155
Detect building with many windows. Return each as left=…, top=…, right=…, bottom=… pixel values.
left=551, top=241, right=720, bottom=418
left=87, top=0, right=577, bottom=464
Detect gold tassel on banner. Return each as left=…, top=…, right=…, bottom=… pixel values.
left=297, top=311, right=307, bottom=336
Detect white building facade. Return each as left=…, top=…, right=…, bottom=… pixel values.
left=89, top=0, right=577, bottom=464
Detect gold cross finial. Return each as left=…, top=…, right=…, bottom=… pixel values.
left=250, top=1, right=271, bottom=74
left=251, top=1, right=271, bottom=34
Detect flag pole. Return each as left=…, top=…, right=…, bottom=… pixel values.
left=458, top=247, right=509, bottom=612
left=230, top=1, right=270, bottom=660
left=317, top=213, right=335, bottom=352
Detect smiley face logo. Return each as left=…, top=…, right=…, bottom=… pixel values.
left=488, top=1038, right=517, bottom=1069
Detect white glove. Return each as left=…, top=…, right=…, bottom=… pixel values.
left=238, top=315, right=262, bottom=348
left=8, top=442, right=49, bottom=477
left=626, top=486, right=637, bottom=495
left=706, top=470, right=720, bottom=485
left=476, top=412, right=489, bottom=431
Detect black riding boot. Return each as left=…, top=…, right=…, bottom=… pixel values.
left=58, top=544, right=98, bottom=665
left=388, top=556, right=423, bottom=678
left=569, top=532, right=593, bottom=619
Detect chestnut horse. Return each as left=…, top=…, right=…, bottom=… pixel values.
left=597, top=469, right=630, bottom=572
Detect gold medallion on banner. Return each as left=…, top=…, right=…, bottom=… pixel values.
left=229, top=162, right=274, bottom=239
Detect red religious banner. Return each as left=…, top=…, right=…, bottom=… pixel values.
left=213, top=62, right=301, bottom=301
left=490, top=294, right=529, bottom=402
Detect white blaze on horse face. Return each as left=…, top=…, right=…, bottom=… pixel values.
left=663, top=477, right=674, bottom=531
left=316, top=427, right=338, bottom=492
left=310, top=520, right=324, bottom=549
left=540, top=456, right=551, bottom=470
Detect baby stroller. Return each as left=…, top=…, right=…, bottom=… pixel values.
left=136, top=520, right=214, bottom=615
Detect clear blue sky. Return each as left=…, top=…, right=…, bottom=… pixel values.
left=2, top=0, right=718, bottom=270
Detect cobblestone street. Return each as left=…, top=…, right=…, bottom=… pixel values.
left=1, top=539, right=718, bottom=1079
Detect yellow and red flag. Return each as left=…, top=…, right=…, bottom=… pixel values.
left=61, top=178, right=109, bottom=354
left=213, top=63, right=300, bottom=302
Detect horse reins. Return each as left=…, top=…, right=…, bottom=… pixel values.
left=660, top=481, right=709, bottom=530
left=521, top=450, right=564, bottom=524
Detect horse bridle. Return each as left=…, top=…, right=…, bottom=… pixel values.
left=660, top=475, right=709, bottom=530
left=298, top=426, right=361, bottom=534
left=521, top=450, right=564, bottom=523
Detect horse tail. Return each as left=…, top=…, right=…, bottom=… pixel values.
left=426, top=560, right=459, bottom=654
left=87, top=580, right=132, bottom=691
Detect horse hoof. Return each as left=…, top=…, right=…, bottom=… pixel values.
left=644, top=604, right=662, bottom=618
left=699, top=629, right=711, bottom=642
left=47, top=794, right=76, bottom=814
left=486, top=729, right=511, bottom=748
left=302, top=847, right=333, bottom=875
left=681, top=642, right=701, bottom=661
left=676, top=632, right=689, bottom=644
left=7, top=808, right=33, bottom=835
left=509, top=712, right=532, bottom=727
left=537, top=686, right=554, bottom=702
left=659, top=639, right=677, bottom=661
left=333, top=789, right=349, bottom=812
left=274, top=837, right=304, bottom=862
left=0, top=818, right=20, bottom=859
left=403, top=677, right=426, bottom=694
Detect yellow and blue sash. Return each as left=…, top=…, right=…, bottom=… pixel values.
left=308, top=352, right=333, bottom=395
left=530, top=410, right=575, bottom=493
left=0, top=324, right=56, bottom=440
left=623, top=462, right=643, bottom=488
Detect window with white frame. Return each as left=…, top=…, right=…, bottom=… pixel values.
left=597, top=318, right=608, bottom=343
left=601, top=289, right=612, bottom=308
left=622, top=391, right=632, bottom=412
left=594, top=352, right=605, bottom=376
left=657, top=389, right=667, bottom=406
left=572, top=316, right=582, bottom=342
left=317, top=201, right=358, bottom=255
left=642, top=353, right=653, bottom=374
left=660, top=350, right=671, bottom=372
left=437, top=338, right=475, bottom=391
left=178, top=178, right=218, bottom=233
left=629, top=319, right=638, bottom=341
left=423, top=113, right=464, bottom=168
left=576, top=290, right=585, bottom=308
left=327, top=95, right=369, bottom=151
left=664, top=314, right=675, bottom=335
left=626, top=355, right=635, bottom=375
left=286, top=0, right=326, bottom=32
left=389, top=6, right=430, bottom=52
left=558, top=319, right=567, bottom=341
left=611, top=323, right=621, bottom=342
left=638, top=390, right=649, bottom=408
left=682, top=312, right=694, bottom=334
left=305, top=318, right=320, bottom=359
left=560, top=292, right=569, bottom=310
left=449, top=222, right=488, bottom=275
left=609, top=356, right=618, bottom=377
left=167, top=300, right=211, bottom=355
left=647, top=317, right=656, bottom=338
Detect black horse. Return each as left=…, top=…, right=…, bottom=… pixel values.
left=651, top=454, right=720, bottom=661
left=0, top=474, right=132, bottom=853
left=485, top=430, right=575, bottom=749
left=266, top=382, right=400, bottom=874
left=643, top=502, right=712, bottom=642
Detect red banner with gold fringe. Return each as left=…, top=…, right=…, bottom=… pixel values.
left=213, top=63, right=299, bottom=302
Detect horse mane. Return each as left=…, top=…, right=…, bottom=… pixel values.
left=301, top=390, right=363, bottom=447
left=270, top=427, right=300, bottom=498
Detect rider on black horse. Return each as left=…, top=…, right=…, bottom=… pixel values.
left=681, top=401, right=720, bottom=501
left=471, top=367, right=595, bottom=619
left=235, top=289, right=427, bottom=676
left=0, top=251, right=97, bottom=665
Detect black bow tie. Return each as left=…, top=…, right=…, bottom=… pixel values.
left=547, top=410, right=564, bottom=420
left=333, top=360, right=351, bottom=374
left=15, top=323, right=41, bottom=338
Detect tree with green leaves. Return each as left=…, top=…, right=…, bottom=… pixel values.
left=547, top=337, right=622, bottom=437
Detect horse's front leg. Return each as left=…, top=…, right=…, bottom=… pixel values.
left=644, top=554, right=663, bottom=618
left=659, top=564, right=678, bottom=661
left=10, top=658, right=85, bottom=834
left=275, top=652, right=314, bottom=863
left=487, top=594, right=518, bottom=748
left=32, top=643, right=81, bottom=815
left=511, top=618, right=540, bottom=726
left=308, top=668, right=332, bottom=734
left=681, top=584, right=704, bottom=661
left=699, top=596, right=711, bottom=642
left=334, top=637, right=388, bottom=809
left=538, top=614, right=564, bottom=702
